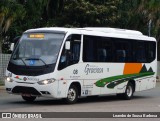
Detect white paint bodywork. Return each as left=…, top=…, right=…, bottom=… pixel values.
left=5, top=27, right=157, bottom=99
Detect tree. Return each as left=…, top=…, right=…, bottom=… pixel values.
left=55, top=0, right=120, bottom=27
left=1, top=0, right=48, bottom=53
left=118, top=0, right=160, bottom=59
left=1, top=0, right=160, bottom=56
left=0, top=0, right=25, bottom=53
left=118, top=0, right=160, bottom=36
left=46, top=0, right=65, bottom=19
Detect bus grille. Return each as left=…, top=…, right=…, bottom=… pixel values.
left=12, top=86, right=41, bottom=95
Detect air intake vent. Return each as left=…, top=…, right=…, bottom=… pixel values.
left=12, top=86, right=41, bottom=95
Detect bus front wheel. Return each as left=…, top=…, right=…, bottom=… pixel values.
left=22, top=95, right=36, bottom=102
left=65, top=85, right=78, bottom=104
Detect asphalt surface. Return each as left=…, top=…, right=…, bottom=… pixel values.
left=0, top=82, right=160, bottom=121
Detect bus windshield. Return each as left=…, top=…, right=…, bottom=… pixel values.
left=11, top=33, right=65, bottom=66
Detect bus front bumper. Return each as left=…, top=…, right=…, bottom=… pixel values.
left=5, top=80, right=59, bottom=98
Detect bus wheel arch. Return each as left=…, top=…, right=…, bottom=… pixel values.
left=123, top=80, right=135, bottom=100
left=128, top=80, right=136, bottom=93
left=65, top=82, right=81, bottom=104
left=117, top=80, right=135, bottom=100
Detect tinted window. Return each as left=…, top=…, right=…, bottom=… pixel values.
left=58, top=34, right=81, bottom=70
left=83, top=35, right=156, bottom=63
left=113, top=39, right=132, bottom=62
left=147, top=41, right=156, bottom=62
left=83, top=36, right=113, bottom=62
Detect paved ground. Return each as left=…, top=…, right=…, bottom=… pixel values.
left=0, top=82, right=160, bottom=121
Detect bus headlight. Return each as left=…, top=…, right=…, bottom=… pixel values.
left=5, top=77, right=13, bottom=82
left=37, top=79, right=55, bottom=85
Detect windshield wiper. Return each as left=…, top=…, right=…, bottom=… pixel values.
left=13, top=58, right=27, bottom=66
left=25, top=58, right=47, bottom=66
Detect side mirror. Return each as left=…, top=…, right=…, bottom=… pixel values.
left=10, top=43, right=15, bottom=51
left=13, top=36, right=21, bottom=44
left=65, top=41, right=70, bottom=50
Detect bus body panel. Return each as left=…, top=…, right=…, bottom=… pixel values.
left=5, top=70, right=60, bottom=98
left=5, top=27, right=157, bottom=101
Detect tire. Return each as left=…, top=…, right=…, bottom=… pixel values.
left=22, top=95, right=36, bottom=102
left=123, top=82, right=134, bottom=100
left=116, top=93, right=123, bottom=99
left=65, top=85, right=78, bottom=104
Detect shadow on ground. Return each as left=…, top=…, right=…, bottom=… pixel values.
left=7, top=94, right=152, bottom=106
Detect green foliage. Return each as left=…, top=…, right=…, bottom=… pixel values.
left=58, top=0, right=120, bottom=27
left=0, top=0, right=25, bottom=53
left=0, top=0, right=160, bottom=55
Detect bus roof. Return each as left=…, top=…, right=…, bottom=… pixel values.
left=83, top=27, right=143, bottom=35
left=24, top=27, right=156, bottom=41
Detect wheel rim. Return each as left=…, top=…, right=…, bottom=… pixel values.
left=126, top=85, right=132, bottom=97
left=67, top=88, right=76, bottom=102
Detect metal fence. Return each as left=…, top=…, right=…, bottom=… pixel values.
left=0, top=54, right=11, bottom=80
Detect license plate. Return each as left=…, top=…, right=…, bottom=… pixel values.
left=22, top=94, right=31, bottom=97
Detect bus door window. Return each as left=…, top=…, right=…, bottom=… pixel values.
left=58, top=34, right=81, bottom=70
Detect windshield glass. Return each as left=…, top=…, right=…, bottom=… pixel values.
left=11, top=33, right=65, bottom=66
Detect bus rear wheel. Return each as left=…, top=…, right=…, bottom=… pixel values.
left=117, top=82, right=134, bottom=100
left=123, top=82, right=134, bottom=100
left=22, top=95, right=36, bottom=102
left=65, top=85, right=78, bottom=104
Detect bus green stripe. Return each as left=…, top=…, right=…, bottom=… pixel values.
left=95, top=72, right=155, bottom=88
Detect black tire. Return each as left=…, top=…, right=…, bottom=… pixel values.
left=116, top=93, right=123, bottom=99
left=22, top=95, right=36, bottom=102
left=123, top=82, right=134, bottom=100
left=65, top=85, right=78, bottom=104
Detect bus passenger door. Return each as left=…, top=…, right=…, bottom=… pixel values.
left=57, top=34, right=82, bottom=97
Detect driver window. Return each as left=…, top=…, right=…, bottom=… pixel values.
left=58, top=34, right=81, bottom=70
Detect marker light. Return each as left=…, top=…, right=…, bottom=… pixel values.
left=37, top=79, right=55, bottom=85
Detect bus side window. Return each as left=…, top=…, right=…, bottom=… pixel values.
left=147, top=41, right=156, bottom=62
left=58, top=34, right=81, bottom=70
left=97, top=49, right=107, bottom=62
left=116, top=50, right=126, bottom=62
left=113, top=39, right=131, bottom=63
left=136, top=42, right=147, bottom=62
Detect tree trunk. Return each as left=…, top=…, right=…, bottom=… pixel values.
left=0, top=35, right=2, bottom=54
left=0, top=54, right=1, bottom=81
